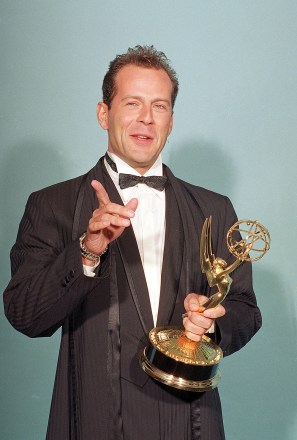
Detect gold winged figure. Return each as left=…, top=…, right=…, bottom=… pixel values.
left=199, top=216, right=245, bottom=311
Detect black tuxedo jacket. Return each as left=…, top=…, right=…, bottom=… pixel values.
left=4, top=158, right=261, bottom=440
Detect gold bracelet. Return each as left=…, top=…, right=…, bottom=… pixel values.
left=79, top=232, right=108, bottom=263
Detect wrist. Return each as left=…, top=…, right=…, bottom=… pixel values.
left=79, top=232, right=108, bottom=264
left=82, top=256, right=97, bottom=267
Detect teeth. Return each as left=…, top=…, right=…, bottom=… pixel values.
left=138, top=136, right=147, bottom=139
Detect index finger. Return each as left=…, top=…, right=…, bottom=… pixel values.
left=91, top=180, right=110, bottom=207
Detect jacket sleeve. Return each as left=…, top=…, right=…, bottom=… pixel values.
left=3, top=189, right=110, bottom=338
left=216, top=261, right=262, bottom=357
left=213, top=197, right=262, bottom=357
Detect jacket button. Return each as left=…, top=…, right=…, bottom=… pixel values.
left=61, top=280, right=67, bottom=287
left=69, top=269, right=75, bottom=278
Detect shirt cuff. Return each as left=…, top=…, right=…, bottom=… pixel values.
left=207, top=321, right=215, bottom=333
left=83, top=261, right=100, bottom=277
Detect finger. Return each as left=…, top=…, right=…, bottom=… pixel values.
left=203, top=304, right=226, bottom=319
left=183, top=318, right=206, bottom=341
left=183, top=316, right=214, bottom=341
left=184, top=293, right=199, bottom=311
left=89, top=215, right=130, bottom=231
left=88, top=218, right=111, bottom=233
left=102, top=201, right=136, bottom=218
left=91, top=191, right=137, bottom=219
left=184, top=293, right=206, bottom=313
left=184, top=332, right=202, bottom=342
left=184, top=309, right=213, bottom=328
left=125, top=198, right=138, bottom=213
left=91, top=205, right=134, bottom=225
left=91, top=180, right=110, bottom=206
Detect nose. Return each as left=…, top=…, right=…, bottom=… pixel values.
left=137, top=104, right=154, bottom=125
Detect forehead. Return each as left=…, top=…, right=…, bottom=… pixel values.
left=114, top=65, right=173, bottom=100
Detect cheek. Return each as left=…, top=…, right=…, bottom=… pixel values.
left=159, top=116, right=173, bottom=136
left=114, top=115, right=134, bottom=134
left=167, top=118, right=173, bottom=135
left=108, top=118, right=123, bottom=137
left=160, top=123, right=173, bottom=139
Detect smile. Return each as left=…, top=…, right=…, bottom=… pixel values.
left=131, top=134, right=153, bottom=141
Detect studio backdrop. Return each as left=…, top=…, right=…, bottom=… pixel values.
left=1, top=1, right=296, bottom=439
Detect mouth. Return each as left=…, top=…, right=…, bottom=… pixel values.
left=131, top=134, right=153, bottom=140
left=130, top=133, right=155, bottom=146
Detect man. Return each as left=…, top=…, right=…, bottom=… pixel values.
left=4, top=46, right=261, bottom=439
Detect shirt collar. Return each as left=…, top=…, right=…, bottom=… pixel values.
left=107, top=151, right=163, bottom=177
left=104, top=152, right=164, bottom=201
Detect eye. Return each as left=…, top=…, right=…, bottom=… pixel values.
left=154, top=103, right=168, bottom=112
left=126, top=101, right=139, bottom=108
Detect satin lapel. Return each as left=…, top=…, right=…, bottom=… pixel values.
left=76, top=161, right=103, bottom=237
left=156, top=181, right=184, bottom=326
left=100, top=161, right=154, bottom=335
left=157, top=166, right=206, bottom=326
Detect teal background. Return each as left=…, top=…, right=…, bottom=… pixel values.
left=1, top=1, right=296, bottom=439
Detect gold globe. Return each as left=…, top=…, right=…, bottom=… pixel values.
left=227, top=220, right=271, bottom=262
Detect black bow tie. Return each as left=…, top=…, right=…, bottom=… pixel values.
left=119, top=173, right=167, bottom=191
left=105, top=152, right=167, bottom=191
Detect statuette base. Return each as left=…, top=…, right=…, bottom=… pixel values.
left=140, top=327, right=223, bottom=392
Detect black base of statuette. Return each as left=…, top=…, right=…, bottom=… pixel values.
left=140, top=342, right=221, bottom=392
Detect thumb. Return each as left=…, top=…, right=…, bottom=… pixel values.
left=125, top=198, right=138, bottom=212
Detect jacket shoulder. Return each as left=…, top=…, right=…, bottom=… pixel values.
left=175, top=177, right=232, bottom=212
left=27, top=172, right=89, bottom=213
left=32, top=172, right=86, bottom=197
left=164, top=164, right=230, bottom=205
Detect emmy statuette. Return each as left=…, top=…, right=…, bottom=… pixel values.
left=140, top=216, right=270, bottom=392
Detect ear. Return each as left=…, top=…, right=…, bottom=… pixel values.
left=97, top=102, right=109, bottom=130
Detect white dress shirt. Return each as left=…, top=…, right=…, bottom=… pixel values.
left=104, top=152, right=166, bottom=325
left=83, top=154, right=215, bottom=332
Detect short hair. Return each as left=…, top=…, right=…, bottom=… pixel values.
left=102, top=45, right=179, bottom=109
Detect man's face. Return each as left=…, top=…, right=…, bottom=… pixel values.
left=97, top=65, right=174, bottom=174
